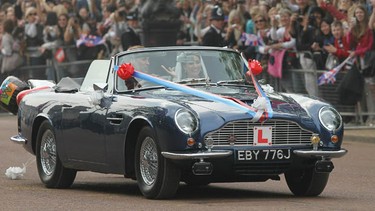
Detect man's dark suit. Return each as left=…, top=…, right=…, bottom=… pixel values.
left=201, top=26, right=224, bottom=47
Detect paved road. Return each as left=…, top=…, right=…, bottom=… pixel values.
left=1, top=114, right=374, bottom=210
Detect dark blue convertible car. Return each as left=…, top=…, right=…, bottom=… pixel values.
left=3, top=46, right=347, bottom=199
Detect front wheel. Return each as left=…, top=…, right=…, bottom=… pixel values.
left=135, top=126, right=181, bottom=199
left=36, top=121, right=77, bottom=188
left=285, top=167, right=329, bottom=196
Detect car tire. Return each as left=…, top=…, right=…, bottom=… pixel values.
left=285, top=167, right=329, bottom=196
left=36, top=120, right=77, bottom=188
left=135, top=126, right=181, bottom=199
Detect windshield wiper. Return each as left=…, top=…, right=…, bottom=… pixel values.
left=119, top=85, right=166, bottom=94
left=216, top=79, right=245, bottom=85
left=177, top=78, right=209, bottom=84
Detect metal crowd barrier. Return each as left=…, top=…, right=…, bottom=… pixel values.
left=271, top=68, right=375, bottom=129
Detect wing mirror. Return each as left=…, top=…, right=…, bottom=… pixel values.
left=93, top=83, right=108, bottom=91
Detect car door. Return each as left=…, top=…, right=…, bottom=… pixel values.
left=102, top=98, right=130, bottom=173
left=60, top=60, right=111, bottom=165
left=60, top=93, right=108, bottom=165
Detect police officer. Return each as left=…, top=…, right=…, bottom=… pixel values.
left=201, top=5, right=226, bottom=47
left=121, top=10, right=141, bottom=51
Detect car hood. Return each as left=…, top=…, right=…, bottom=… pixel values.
left=142, top=85, right=320, bottom=128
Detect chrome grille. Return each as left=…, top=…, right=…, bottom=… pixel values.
left=205, top=119, right=313, bottom=146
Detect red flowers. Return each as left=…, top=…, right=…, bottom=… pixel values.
left=248, top=59, right=263, bottom=75
left=117, top=63, right=135, bottom=80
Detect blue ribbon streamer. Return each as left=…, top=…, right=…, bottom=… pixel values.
left=114, top=64, right=274, bottom=119
left=132, top=71, right=257, bottom=117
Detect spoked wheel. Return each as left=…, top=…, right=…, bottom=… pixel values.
left=285, top=167, right=329, bottom=196
left=36, top=121, right=76, bottom=188
left=135, top=126, right=181, bottom=199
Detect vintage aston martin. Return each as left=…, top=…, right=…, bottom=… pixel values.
left=1, top=46, right=347, bottom=199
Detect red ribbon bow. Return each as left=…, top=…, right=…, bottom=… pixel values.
left=117, top=63, right=135, bottom=80
left=248, top=59, right=262, bottom=75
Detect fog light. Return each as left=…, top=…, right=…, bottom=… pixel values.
left=331, top=135, right=339, bottom=143
left=205, top=136, right=214, bottom=151
left=310, top=135, right=320, bottom=144
left=310, top=135, right=320, bottom=151
left=187, top=138, right=195, bottom=147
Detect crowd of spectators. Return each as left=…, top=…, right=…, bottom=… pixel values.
left=0, top=0, right=374, bottom=124
left=0, top=0, right=138, bottom=81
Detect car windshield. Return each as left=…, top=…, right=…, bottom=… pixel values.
left=116, top=49, right=249, bottom=92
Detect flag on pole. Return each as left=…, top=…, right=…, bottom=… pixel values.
left=240, top=33, right=260, bottom=46
left=317, top=56, right=352, bottom=86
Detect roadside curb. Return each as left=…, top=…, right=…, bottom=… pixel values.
left=344, top=134, right=375, bottom=143
left=344, top=127, right=375, bottom=143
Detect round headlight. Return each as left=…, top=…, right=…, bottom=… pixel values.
left=175, top=109, right=198, bottom=134
left=319, top=106, right=342, bottom=131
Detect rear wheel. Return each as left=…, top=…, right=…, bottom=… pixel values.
left=36, top=121, right=76, bottom=188
left=135, top=126, right=181, bottom=199
left=285, top=167, right=329, bottom=196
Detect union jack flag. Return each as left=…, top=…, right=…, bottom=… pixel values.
left=317, top=57, right=353, bottom=86
left=76, top=34, right=105, bottom=48
left=240, top=33, right=260, bottom=46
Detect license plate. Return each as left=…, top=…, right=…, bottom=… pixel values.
left=237, top=149, right=291, bottom=161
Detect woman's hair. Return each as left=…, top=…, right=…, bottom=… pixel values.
left=46, top=11, right=58, bottom=26
left=350, top=4, right=369, bottom=42
left=331, top=20, right=343, bottom=28
left=253, top=13, right=269, bottom=33
left=321, top=17, right=333, bottom=28
left=3, top=19, right=14, bottom=34
left=25, top=7, right=37, bottom=18
left=278, top=8, right=292, bottom=17
left=227, top=9, right=245, bottom=27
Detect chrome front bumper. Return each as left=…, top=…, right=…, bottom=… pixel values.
left=294, top=149, right=347, bottom=158
left=10, top=135, right=27, bottom=144
left=162, top=150, right=232, bottom=160
left=162, top=148, right=347, bottom=160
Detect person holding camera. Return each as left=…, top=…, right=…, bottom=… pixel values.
left=60, top=14, right=81, bottom=78
left=24, top=6, right=45, bottom=79
left=64, top=15, right=81, bottom=49
left=266, top=8, right=301, bottom=93
left=225, top=9, right=245, bottom=49
left=347, top=4, right=375, bottom=125
left=290, top=5, right=326, bottom=96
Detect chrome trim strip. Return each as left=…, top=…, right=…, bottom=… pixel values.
left=106, top=117, right=123, bottom=121
left=161, top=150, right=233, bottom=160
left=293, top=149, right=347, bottom=158
left=10, top=135, right=27, bottom=144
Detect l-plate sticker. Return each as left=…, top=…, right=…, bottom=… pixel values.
left=253, top=126, right=272, bottom=146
